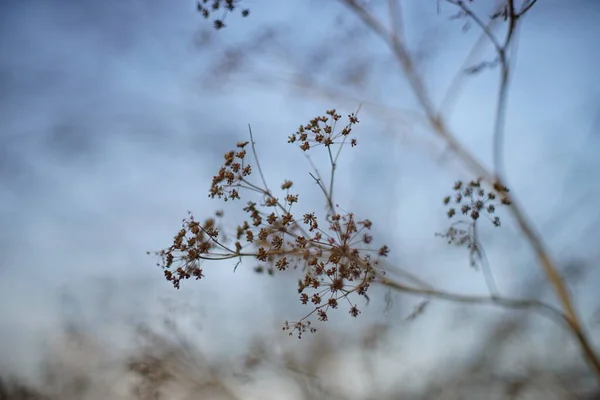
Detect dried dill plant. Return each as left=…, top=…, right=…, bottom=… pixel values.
left=150, top=109, right=389, bottom=338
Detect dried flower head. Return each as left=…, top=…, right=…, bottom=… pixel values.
left=288, top=110, right=360, bottom=151
left=152, top=110, right=387, bottom=339
left=148, top=210, right=226, bottom=289
left=437, top=178, right=511, bottom=269
left=197, top=0, right=250, bottom=30
left=442, top=179, right=510, bottom=228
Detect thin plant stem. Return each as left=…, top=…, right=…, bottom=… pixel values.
left=248, top=124, right=270, bottom=194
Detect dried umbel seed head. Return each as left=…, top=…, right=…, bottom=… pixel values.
left=278, top=211, right=387, bottom=338
left=442, top=179, right=510, bottom=227
left=197, top=0, right=250, bottom=30
left=208, top=140, right=265, bottom=202
left=288, top=110, right=360, bottom=151
left=148, top=210, right=227, bottom=289
left=282, top=321, right=317, bottom=339
left=153, top=110, right=388, bottom=339
left=437, top=178, right=512, bottom=259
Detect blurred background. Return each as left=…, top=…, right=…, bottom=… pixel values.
left=1, top=0, right=600, bottom=398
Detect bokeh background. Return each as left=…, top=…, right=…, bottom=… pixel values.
left=1, top=0, right=600, bottom=398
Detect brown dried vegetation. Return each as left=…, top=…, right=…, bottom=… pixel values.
left=151, top=110, right=389, bottom=338
left=152, top=0, right=600, bottom=387
left=1, top=319, right=598, bottom=399
left=196, top=0, right=250, bottom=30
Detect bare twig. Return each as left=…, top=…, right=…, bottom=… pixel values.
left=248, top=124, right=271, bottom=194
left=492, top=0, right=517, bottom=177
left=438, top=16, right=500, bottom=117
left=388, top=0, right=406, bottom=42
left=446, top=0, right=503, bottom=52
left=518, top=0, right=539, bottom=17
left=377, top=275, right=567, bottom=327
left=472, top=222, right=500, bottom=297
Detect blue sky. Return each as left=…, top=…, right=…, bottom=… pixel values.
left=1, top=0, right=600, bottom=390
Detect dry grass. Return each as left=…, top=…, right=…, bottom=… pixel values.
left=1, top=317, right=598, bottom=400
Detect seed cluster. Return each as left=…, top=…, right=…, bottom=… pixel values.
left=196, top=0, right=250, bottom=30
left=209, top=140, right=251, bottom=201
left=288, top=109, right=359, bottom=151
left=444, top=179, right=510, bottom=224
left=437, top=179, right=511, bottom=248
left=149, top=212, right=225, bottom=290
left=152, top=110, right=388, bottom=338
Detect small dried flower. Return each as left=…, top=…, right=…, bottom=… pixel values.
left=197, top=0, right=251, bottom=30
left=438, top=179, right=510, bottom=258
left=214, top=20, right=225, bottom=30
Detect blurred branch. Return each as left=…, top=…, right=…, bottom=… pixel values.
left=388, top=0, right=406, bottom=42
left=519, top=0, right=538, bottom=17
left=377, top=275, right=567, bottom=329
left=446, top=0, right=503, bottom=52
left=438, top=15, right=500, bottom=118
